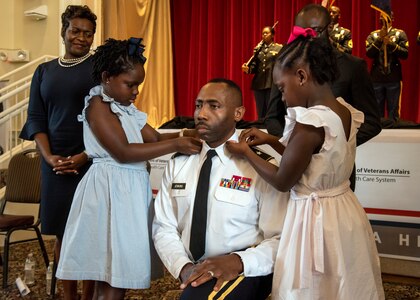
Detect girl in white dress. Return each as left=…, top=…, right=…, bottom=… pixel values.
left=56, top=38, right=201, bottom=300
left=227, top=30, right=384, bottom=299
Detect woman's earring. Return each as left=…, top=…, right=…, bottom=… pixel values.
left=106, top=80, right=110, bottom=84
left=299, top=82, right=303, bottom=86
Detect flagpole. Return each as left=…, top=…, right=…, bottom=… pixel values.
left=370, top=0, right=392, bottom=71
left=383, top=14, right=389, bottom=69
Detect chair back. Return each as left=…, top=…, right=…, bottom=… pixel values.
left=4, top=149, right=41, bottom=204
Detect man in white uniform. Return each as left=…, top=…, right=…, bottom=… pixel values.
left=153, top=78, right=288, bottom=300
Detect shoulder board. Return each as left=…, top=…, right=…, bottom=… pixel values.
left=171, top=152, right=190, bottom=159
left=251, top=147, right=274, bottom=161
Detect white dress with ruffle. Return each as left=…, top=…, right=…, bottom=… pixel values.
left=271, top=98, right=384, bottom=300
left=56, top=85, right=152, bottom=289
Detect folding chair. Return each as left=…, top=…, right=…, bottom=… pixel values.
left=0, top=149, right=49, bottom=288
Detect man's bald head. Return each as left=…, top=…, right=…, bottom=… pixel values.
left=295, top=4, right=331, bottom=38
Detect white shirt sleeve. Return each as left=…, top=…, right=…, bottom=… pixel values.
left=234, top=178, right=288, bottom=277
left=152, top=158, right=192, bottom=279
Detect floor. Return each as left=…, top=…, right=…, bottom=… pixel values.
left=1, top=240, right=419, bottom=299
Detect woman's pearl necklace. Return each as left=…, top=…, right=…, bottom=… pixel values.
left=58, top=52, right=92, bottom=68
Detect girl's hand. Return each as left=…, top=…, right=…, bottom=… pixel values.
left=176, top=137, right=202, bottom=155
left=225, top=140, right=251, bottom=159
left=239, top=128, right=278, bottom=147
left=182, top=128, right=199, bottom=138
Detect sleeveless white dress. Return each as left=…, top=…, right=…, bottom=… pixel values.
left=271, top=98, right=385, bottom=300
left=56, top=85, right=152, bottom=289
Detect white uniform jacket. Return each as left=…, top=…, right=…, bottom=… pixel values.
left=153, top=131, right=288, bottom=279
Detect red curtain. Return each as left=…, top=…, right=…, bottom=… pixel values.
left=171, top=0, right=420, bottom=123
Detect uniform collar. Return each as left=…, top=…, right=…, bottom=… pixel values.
left=201, top=130, right=238, bottom=165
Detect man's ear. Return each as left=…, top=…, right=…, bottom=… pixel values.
left=234, top=106, right=246, bottom=122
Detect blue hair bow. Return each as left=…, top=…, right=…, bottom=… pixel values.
left=127, top=37, right=147, bottom=64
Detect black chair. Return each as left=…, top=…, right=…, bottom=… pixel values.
left=0, top=149, right=49, bottom=288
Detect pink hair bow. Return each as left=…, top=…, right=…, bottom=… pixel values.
left=287, top=26, right=318, bottom=44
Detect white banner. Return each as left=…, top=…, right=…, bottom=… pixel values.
left=355, top=129, right=420, bottom=261
left=150, top=129, right=420, bottom=261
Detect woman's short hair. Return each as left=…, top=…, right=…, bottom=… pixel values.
left=61, top=5, right=97, bottom=38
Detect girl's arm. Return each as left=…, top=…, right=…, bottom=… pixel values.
left=141, top=125, right=197, bottom=142
left=273, top=123, right=324, bottom=191
left=87, top=97, right=201, bottom=163
left=239, top=128, right=285, bottom=155
left=227, top=123, right=324, bottom=192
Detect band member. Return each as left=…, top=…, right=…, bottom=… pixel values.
left=366, top=12, right=408, bottom=121
left=328, top=5, right=352, bottom=54
left=242, top=26, right=282, bottom=120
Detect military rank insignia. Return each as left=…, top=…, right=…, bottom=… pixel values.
left=219, top=175, right=252, bottom=192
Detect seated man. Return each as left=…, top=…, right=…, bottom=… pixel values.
left=153, top=78, right=288, bottom=300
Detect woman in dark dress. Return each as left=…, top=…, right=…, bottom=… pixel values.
left=20, top=5, right=97, bottom=300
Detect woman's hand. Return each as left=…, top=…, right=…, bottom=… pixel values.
left=241, top=64, right=250, bottom=74
left=50, top=152, right=89, bottom=175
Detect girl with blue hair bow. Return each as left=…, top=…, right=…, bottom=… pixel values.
left=56, top=38, right=201, bottom=299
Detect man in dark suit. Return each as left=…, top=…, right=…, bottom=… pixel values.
left=264, top=4, right=382, bottom=190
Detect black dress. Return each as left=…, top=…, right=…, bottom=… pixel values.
left=20, top=57, right=95, bottom=237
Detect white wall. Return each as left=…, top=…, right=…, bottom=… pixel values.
left=0, top=0, right=90, bottom=77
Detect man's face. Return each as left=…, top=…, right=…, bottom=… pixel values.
left=329, top=6, right=340, bottom=24
left=194, top=83, right=243, bottom=148
left=295, top=9, right=330, bottom=40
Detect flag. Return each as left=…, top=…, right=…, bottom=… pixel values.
left=321, top=0, right=336, bottom=9
left=371, top=0, right=392, bottom=23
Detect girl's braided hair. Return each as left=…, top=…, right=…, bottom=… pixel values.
left=276, top=35, right=339, bottom=85
left=92, top=38, right=147, bottom=83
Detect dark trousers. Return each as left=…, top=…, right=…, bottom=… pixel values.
left=373, top=81, right=401, bottom=121
left=253, top=89, right=271, bottom=120
left=180, top=274, right=273, bottom=300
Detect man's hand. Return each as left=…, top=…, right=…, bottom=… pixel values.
left=180, top=254, right=244, bottom=292
left=179, top=263, right=195, bottom=284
